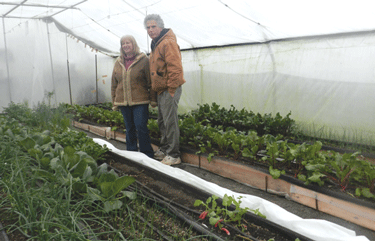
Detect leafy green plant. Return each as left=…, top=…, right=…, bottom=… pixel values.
left=65, top=102, right=375, bottom=202
left=54, top=130, right=109, bottom=160
left=147, top=118, right=159, bottom=138
left=242, top=131, right=265, bottom=159
left=88, top=168, right=136, bottom=212
left=327, top=152, right=362, bottom=190
left=194, top=194, right=265, bottom=233
left=289, top=141, right=323, bottom=178
left=212, top=131, right=232, bottom=155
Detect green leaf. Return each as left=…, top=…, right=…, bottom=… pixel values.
left=87, top=187, right=103, bottom=202
left=63, top=146, right=80, bottom=168
left=71, top=160, right=88, bottom=178
left=242, top=148, right=253, bottom=158
left=112, top=175, right=136, bottom=197
left=28, top=148, right=43, bottom=160
left=122, top=191, right=137, bottom=200
left=269, top=166, right=285, bottom=179
left=100, top=182, right=113, bottom=198
left=360, top=188, right=375, bottom=199
left=209, top=216, right=221, bottom=226
left=32, top=169, right=56, bottom=181
left=194, top=200, right=204, bottom=207
left=104, top=200, right=123, bottom=212
left=297, top=174, right=307, bottom=182
left=72, top=182, right=88, bottom=194
left=355, top=188, right=362, bottom=197
left=96, top=163, right=109, bottom=177
left=19, top=137, right=36, bottom=150
left=50, top=157, right=62, bottom=170
left=307, top=172, right=326, bottom=186
left=82, top=166, right=94, bottom=182
left=40, top=157, right=51, bottom=169
left=98, top=172, right=117, bottom=184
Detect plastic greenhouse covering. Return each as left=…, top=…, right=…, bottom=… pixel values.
left=0, top=1, right=374, bottom=239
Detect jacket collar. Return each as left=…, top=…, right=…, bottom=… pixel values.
left=118, top=52, right=145, bottom=66
left=151, top=28, right=169, bottom=51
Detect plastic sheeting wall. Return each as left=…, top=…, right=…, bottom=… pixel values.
left=1, top=18, right=374, bottom=144
left=0, top=19, right=114, bottom=110
left=181, top=32, right=375, bottom=144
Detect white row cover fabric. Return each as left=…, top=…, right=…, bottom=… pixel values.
left=93, top=138, right=370, bottom=241
left=2, top=0, right=375, bottom=54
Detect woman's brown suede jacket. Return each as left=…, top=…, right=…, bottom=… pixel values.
left=111, top=53, right=157, bottom=110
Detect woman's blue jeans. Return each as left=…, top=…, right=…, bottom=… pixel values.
left=119, top=105, right=154, bottom=158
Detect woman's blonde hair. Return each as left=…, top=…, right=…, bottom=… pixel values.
left=120, top=35, right=140, bottom=57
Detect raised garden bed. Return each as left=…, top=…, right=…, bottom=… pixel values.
left=71, top=120, right=375, bottom=233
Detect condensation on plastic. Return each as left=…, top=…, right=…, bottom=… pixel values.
left=93, top=138, right=370, bottom=241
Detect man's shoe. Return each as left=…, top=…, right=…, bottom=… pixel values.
left=161, top=156, right=181, bottom=166
left=154, top=149, right=166, bottom=160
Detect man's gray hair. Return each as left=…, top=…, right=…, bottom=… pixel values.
left=144, top=14, right=164, bottom=29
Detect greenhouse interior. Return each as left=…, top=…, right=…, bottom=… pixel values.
left=1, top=0, right=375, bottom=241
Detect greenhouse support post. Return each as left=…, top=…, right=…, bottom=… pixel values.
left=2, top=17, right=12, bottom=102
left=95, top=54, right=98, bottom=104
left=65, top=33, right=72, bottom=105
left=46, top=22, right=57, bottom=106
left=199, top=64, right=204, bottom=104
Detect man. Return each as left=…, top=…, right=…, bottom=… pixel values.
left=144, top=14, right=186, bottom=165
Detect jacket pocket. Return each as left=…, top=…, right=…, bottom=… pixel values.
left=151, top=71, right=167, bottom=91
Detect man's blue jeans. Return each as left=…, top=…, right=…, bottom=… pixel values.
left=119, top=105, right=154, bottom=158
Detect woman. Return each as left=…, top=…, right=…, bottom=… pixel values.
left=111, top=35, right=157, bottom=158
